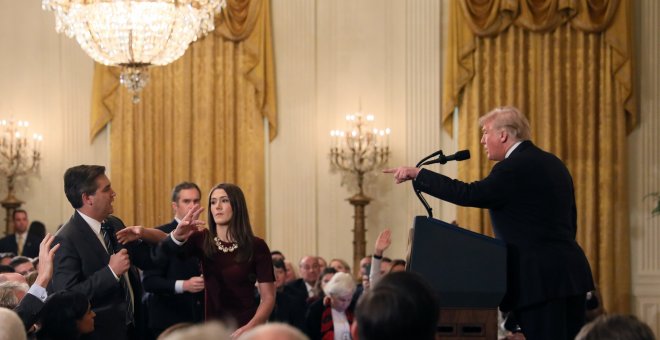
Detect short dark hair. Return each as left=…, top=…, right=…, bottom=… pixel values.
left=12, top=209, right=27, bottom=221
left=38, top=290, right=90, bottom=339
left=64, top=165, right=106, bottom=209
left=9, top=256, right=32, bottom=269
left=171, top=182, right=201, bottom=202
left=355, top=271, right=439, bottom=340
left=273, top=259, right=286, bottom=272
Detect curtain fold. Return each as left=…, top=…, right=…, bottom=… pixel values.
left=443, top=0, right=635, bottom=313
left=89, top=0, right=277, bottom=237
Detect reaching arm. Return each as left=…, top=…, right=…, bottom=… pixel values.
left=116, top=226, right=168, bottom=244
left=232, top=281, right=276, bottom=338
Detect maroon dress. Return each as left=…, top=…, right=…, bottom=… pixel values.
left=185, top=230, right=274, bottom=326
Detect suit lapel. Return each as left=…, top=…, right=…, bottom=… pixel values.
left=72, top=211, right=111, bottom=263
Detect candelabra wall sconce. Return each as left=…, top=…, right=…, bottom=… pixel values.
left=330, top=112, right=390, bottom=278
left=0, top=119, right=42, bottom=235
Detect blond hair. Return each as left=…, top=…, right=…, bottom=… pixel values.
left=478, top=106, right=531, bottom=141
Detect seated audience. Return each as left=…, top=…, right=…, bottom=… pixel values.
left=0, top=307, right=26, bottom=340
left=314, top=267, right=337, bottom=299
left=0, top=265, right=14, bottom=274
left=575, top=314, right=655, bottom=340
left=305, top=272, right=356, bottom=340
left=369, top=229, right=392, bottom=285
left=270, top=259, right=307, bottom=331
left=351, top=271, right=439, bottom=340
left=239, top=322, right=309, bottom=340
left=0, top=253, right=14, bottom=266
left=37, top=290, right=95, bottom=340
left=317, top=257, right=328, bottom=271
left=284, top=261, right=298, bottom=283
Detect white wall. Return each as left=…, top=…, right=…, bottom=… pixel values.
left=0, top=0, right=108, bottom=234
left=267, top=0, right=457, bottom=268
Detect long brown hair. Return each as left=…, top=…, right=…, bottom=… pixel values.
left=202, top=183, right=255, bottom=262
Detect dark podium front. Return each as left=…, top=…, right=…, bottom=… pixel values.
left=407, top=216, right=507, bottom=340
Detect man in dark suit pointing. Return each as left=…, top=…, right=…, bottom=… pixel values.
left=384, top=106, right=594, bottom=340
left=51, top=165, right=156, bottom=340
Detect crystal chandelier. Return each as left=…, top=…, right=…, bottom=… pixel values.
left=42, top=0, right=227, bottom=103
left=0, top=120, right=43, bottom=234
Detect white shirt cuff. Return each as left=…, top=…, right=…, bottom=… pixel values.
left=175, top=280, right=184, bottom=294
left=28, top=284, right=48, bottom=302
left=170, top=233, right=186, bottom=245
left=108, top=265, right=120, bottom=281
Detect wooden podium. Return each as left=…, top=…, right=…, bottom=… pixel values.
left=407, top=216, right=507, bottom=340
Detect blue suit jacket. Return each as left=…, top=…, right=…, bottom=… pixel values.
left=0, top=233, right=41, bottom=258
left=413, top=141, right=594, bottom=310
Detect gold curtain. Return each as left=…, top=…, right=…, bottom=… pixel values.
left=442, top=0, right=635, bottom=313
left=89, top=0, right=277, bottom=237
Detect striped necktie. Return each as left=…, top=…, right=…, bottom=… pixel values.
left=100, top=222, right=134, bottom=325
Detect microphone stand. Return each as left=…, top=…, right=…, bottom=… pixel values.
left=414, top=151, right=444, bottom=218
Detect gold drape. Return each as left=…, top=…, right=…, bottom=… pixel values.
left=443, top=0, right=635, bottom=313
left=89, top=0, right=277, bottom=237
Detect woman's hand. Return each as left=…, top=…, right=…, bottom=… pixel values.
left=172, top=205, right=205, bottom=242
left=374, top=228, right=392, bottom=257
left=116, top=226, right=143, bottom=244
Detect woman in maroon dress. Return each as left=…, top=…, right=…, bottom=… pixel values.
left=143, top=183, right=276, bottom=338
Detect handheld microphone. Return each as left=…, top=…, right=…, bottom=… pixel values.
left=421, top=150, right=470, bottom=166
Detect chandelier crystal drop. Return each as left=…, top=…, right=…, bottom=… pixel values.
left=42, top=0, right=226, bottom=103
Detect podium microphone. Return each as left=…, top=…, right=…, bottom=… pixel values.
left=420, top=150, right=470, bottom=166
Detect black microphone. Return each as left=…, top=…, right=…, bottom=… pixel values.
left=421, top=150, right=470, bottom=166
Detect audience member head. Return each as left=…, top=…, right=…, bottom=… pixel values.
left=28, top=220, right=47, bottom=240
left=323, top=272, right=356, bottom=313
left=284, top=261, right=297, bottom=283
left=25, top=271, right=39, bottom=286
left=0, top=253, right=14, bottom=266
left=359, top=256, right=372, bottom=277
left=171, top=182, right=201, bottom=220
left=352, top=271, right=439, bottom=340
left=238, top=322, right=309, bottom=340
left=160, top=321, right=232, bottom=340
left=379, top=257, right=392, bottom=274
left=299, top=256, right=320, bottom=285
left=37, top=290, right=95, bottom=340
left=317, top=257, right=327, bottom=271
left=575, top=314, right=655, bottom=340
left=271, top=250, right=285, bottom=262
left=273, top=259, right=287, bottom=290
left=203, top=183, right=255, bottom=263
left=0, top=265, right=14, bottom=274
left=157, top=322, right=194, bottom=340
left=12, top=209, right=29, bottom=234
left=389, top=259, right=406, bottom=273
left=0, top=272, right=27, bottom=284
left=0, top=307, right=26, bottom=340
left=9, top=256, right=34, bottom=275
left=0, top=281, right=29, bottom=309
left=329, top=258, right=351, bottom=274
left=317, top=267, right=337, bottom=293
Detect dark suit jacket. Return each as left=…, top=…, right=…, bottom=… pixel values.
left=284, top=278, right=309, bottom=302
left=0, top=233, right=41, bottom=258
left=142, top=220, right=203, bottom=332
left=14, top=292, right=44, bottom=330
left=50, top=212, right=157, bottom=340
left=413, top=141, right=594, bottom=311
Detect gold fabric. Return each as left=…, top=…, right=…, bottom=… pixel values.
left=443, top=0, right=635, bottom=313
left=89, top=0, right=277, bottom=237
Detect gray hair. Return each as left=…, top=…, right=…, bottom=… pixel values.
left=0, top=307, right=26, bottom=340
left=0, top=281, right=29, bottom=309
left=238, top=322, right=309, bottom=340
left=478, top=106, right=531, bottom=141
left=323, top=272, right=356, bottom=298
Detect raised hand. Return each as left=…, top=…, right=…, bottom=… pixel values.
left=374, top=228, right=392, bottom=257
left=383, top=166, right=420, bottom=184
left=172, top=205, right=205, bottom=242
left=34, top=233, right=60, bottom=287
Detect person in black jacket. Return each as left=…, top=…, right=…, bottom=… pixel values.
left=384, top=106, right=594, bottom=340
left=142, top=182, right=205, bottom=338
